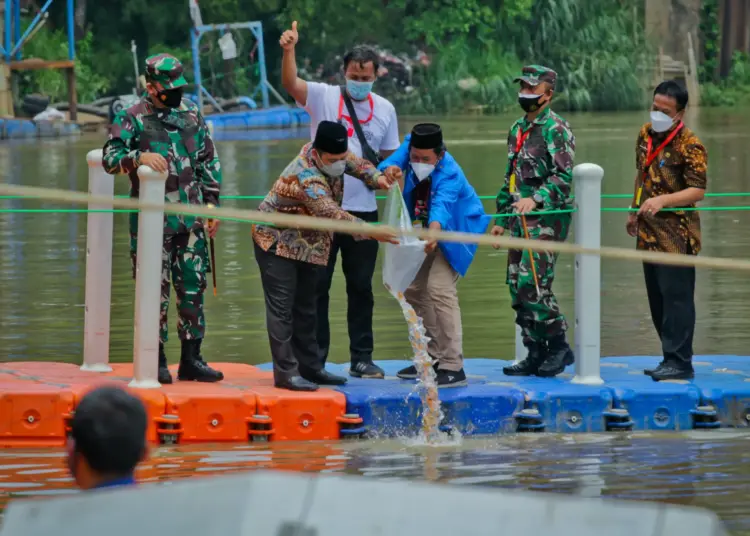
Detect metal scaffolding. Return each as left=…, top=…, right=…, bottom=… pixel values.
left=1, top=0, right=77, bottom=119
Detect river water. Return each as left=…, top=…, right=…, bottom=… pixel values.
left=1, top=109, right=750, bottom=532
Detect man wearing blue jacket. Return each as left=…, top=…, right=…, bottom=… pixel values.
left=378, top=123, right=491, bottom=387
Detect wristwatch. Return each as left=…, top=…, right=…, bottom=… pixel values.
left=532, top=192, right=544, bottom=206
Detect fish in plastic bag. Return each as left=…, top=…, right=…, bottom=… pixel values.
left=382, top=184, right=427, bottom=295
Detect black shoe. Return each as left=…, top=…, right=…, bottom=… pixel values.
left=437, top=368, right=468, bottom=388
left=503, top=342, right=546, bottom=376
left=177, top=339, right=224, bottom=383
left=349, top=360, right=385, bottom=379
left=644, top=360, right=669, bottom=377
left=158, top=343, right=173, bottom=385
left=302, top=369, right=348, bottom=386
left=651, top=365, right=694, bottom=382
left=276, top=376, right=319, bottom=391
left=397, top=361, right=439, bottom=380
left=537, top=335, right=575, bottom=378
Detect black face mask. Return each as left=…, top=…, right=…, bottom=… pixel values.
left=157, top=88, right=183, bottom=108
left=518, top=93, right=546, bottom=113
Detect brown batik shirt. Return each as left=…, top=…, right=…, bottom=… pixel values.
left=252, top=142, right=382, bottom=266
left=631, top=123, right=708, bottom=255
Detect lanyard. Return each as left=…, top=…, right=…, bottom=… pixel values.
left=509, top=126, right=532, bottom=196
left=635, top=121, right=684, bottom=207
left=337, top=94, right=374, bottom=137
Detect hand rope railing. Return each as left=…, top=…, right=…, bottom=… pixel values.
left=1, top=182, right=750, bottom=273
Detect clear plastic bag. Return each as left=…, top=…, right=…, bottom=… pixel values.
left=382, top=184, right=427, bottom=295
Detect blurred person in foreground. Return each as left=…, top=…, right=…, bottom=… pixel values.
left=67, top=386, right=148, bottom=490
left=627, top=80, right=707, bottom=382
left=103, top=53, right=224, bottom=385
left=493, top=65, right=576, bottom=378
left=252, top=121, right=401, bottom=392
left=378, top=123, right=491, bottom=387
left=280, top=21, right=400, bottom=380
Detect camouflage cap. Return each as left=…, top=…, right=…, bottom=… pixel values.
left=514, top=65, right=557, bottom=90
left=144, top=53, right=188, bottom=90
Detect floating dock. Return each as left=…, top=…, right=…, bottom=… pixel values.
left=205, top=106, right=310, bottom=136
left=0, top=106, right=309, bottom=142
left=0, top=118, right=81, bottom=141
left=0, top=356, right=748, bottom=447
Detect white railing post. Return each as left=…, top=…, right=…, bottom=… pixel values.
left=513, top=325, right=526, bottom=364
left=129, top=165, right=167, bottom=389
left=81, top=150, right=114, bottom=372
left=571, top=163, right=604, bottom=385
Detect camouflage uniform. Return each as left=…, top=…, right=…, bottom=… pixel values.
left=495, top=65, right=576, bottom=377
left=102, top=54, right=223, bottom=383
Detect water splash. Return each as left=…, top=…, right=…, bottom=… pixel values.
left=389, top=287, right=459, bottom=446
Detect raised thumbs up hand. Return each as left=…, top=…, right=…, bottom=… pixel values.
left=279, top=21, right=299, bottom=50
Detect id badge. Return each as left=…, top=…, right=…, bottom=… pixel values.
left=413, top=221, right=423, bottom=229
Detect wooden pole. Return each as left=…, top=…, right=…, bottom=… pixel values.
left=66, top=66, right=77, bottom=121
left=686, top=32, right=700, bottom=107
left=0, top=64, right=11, bottom=117
left=0, top=2, right=11, bottom=117
left=657, top=46, right=665, bottom=84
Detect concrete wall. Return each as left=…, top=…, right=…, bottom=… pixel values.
left=645, top=0, right=702, bottom=62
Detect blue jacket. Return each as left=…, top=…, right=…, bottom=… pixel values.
left=378, top=136, right=491, bottom=277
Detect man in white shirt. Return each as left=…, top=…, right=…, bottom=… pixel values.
left=280, top=21, right=400, bottom=379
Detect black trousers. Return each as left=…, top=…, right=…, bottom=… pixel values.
left=316, top=209, right=379, bottom=365
left=642, top=262, right=696, bottom=367
left=254, top=242, right=322, bottom=384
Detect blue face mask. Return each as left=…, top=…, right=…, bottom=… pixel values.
left=346, top=79, right=373, bottom=101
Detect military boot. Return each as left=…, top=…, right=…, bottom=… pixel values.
left=503, top=342, right=547, bottom=376
left=177, top=339, right=224, bottom=383
left=158, top=343, right=173, bottom=385
left=537, top=334, right=575, bottom=378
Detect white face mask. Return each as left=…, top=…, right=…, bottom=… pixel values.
left=650, top=110, right=675, bottom=133
left=319, top=159, right=346, bottom=177
left=411, top=162, right=435, bottom=181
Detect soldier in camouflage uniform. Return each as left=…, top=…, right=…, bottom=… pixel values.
left=102, top=53, right=224, bottom=384
left=493, top=65, right=576, bottom=378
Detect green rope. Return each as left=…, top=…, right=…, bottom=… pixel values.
left=3, top=206, right=750, bottom=216
left=600, top=192, right=750, bottom=199
left=4, top=192, right=750, bottom=201
left=0, top=209, right=138, bottom=213
left=0, top=207, right=578, bottom=219
left=494, top=208, right=576, bottom=218
left=6, top=207, right=744, bottom=215
left=606, top=206, right=750, bottom=212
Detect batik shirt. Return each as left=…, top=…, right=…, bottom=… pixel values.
left=631, top=123, right=708, bottom=255
left=252, top=143, right=382, bottom=266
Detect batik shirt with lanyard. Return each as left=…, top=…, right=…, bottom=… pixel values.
left=631, top=121, right=708, bottom=255
left=633, top=121, right=684, bottom=209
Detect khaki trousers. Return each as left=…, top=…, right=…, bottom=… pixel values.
left=404, top=249, right=464, bottom=372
